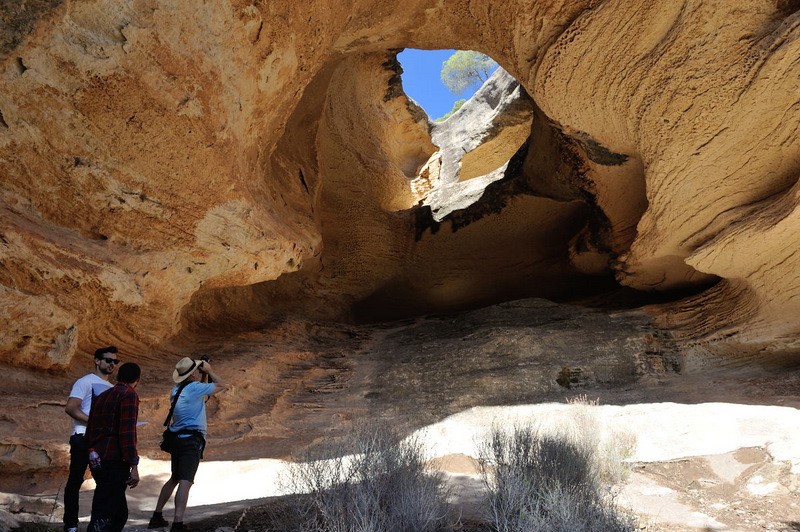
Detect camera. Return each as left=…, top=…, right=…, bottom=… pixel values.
left=198, top=354, right=212, bottom=383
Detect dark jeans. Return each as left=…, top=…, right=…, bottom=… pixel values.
left=64, top=433, right=88, bottom=528
left=87, top=460, right=131, bottom=532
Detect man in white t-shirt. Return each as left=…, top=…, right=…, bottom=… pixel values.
left=63, top=346, right=119, bottom=532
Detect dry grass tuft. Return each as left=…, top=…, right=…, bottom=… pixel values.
left=284, top=422, right=453, bottom=532
left=477, top=397, right=638, bottom=532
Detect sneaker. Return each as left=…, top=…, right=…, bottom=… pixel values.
left=148, top=515, right=169, bottom=529
left=170, top=522, right=188, bottom=532
left=65, top=527, right=78, bottom=532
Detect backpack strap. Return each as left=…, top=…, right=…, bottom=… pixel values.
left=162, top=380, right=191, bottom=428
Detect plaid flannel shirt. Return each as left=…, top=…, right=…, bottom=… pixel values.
left=85, top=382, right=140, bottom=466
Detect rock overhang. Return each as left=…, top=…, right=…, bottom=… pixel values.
left=0, top=0, right=796, bottom=380
left=1, top=0, right=800, bottom=496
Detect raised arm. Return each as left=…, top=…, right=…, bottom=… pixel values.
left=198, top=362, right=228, bottom=393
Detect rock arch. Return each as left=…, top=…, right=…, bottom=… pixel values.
left=0, top=0, right=797, bottom=367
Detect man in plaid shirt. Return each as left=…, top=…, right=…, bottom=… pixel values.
left=85, top=362, right=142, bottom=532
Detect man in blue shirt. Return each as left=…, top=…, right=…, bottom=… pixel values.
left=148, top=357, right=227, bottom=531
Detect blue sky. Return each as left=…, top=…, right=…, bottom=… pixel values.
left=397, top=49, right=496, bottom=120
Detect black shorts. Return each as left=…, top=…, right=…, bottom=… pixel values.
left=170, top=434, right=204, bottom=483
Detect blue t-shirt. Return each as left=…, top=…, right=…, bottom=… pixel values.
left=169, top=381, right=215, bottom=437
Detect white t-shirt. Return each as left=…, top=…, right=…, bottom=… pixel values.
left=68, top=373, right=113, bottom=435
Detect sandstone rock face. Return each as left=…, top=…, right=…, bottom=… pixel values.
left=1, top=0, right=799, bottom=492
left=422, top=68, right=534, bottom=221
left=2, top=1, right=798, bottom=364
left=0, top=297, right=682, bottom=493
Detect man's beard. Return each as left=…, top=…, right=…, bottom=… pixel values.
left=100, top=365, right=114, bottom=375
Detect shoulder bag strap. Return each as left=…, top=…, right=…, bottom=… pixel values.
left=162, top=380, right=191, bottom=428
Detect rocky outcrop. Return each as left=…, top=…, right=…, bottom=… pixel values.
left=0, top=0, right=799, bottom=491
left=2, top=1, right=798, bottom=365
left=0, top=297, right=683, bottom=493
left=522, top=2, right=800, bottom=358
left=420, top=68, right=534, bottom=221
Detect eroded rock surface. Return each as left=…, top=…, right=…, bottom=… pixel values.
left=1, top=0, right=799, bottom=493
left=421, top=68, right=534, bottom=220
left=0, top=297, right=679, bottom=492
left=2, top=0, right=799, bottom=363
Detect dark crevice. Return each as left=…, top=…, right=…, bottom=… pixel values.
left=382, top=49, right=405, bottom=102
left=570, top=131, right=629, bottom=166
left=566, top=276, right=722, bottom=311
left=299, top=169, right=309, bottom=194
left=0, top=111, right=8, bottom=129
left=117, top=24, right=128, bottom=43
left=14, top=57, right=27, bottom=75
left=529, top=115, right=638, bottom=258
left=775, top=0, right=800, bottom=16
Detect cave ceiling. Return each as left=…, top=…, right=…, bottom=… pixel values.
left=0, top=0, right=798, bottom=367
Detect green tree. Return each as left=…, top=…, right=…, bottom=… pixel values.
left=434, top=98, right=466, bottom=122
left=440, top=50, right=498, bottom=95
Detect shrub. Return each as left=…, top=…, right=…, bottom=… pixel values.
left=477, top=400, right=638, bottom=532
left=433, top=99, right=466, bottom=122
left=285, top=422, right=452, bottom=532
left=565, top=395, right=636, bottom=485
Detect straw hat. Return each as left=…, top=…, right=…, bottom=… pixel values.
left=173, top=357, right=202, bottom=384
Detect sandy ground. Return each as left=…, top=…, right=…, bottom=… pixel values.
left=13, top=400, right=794, bottom=531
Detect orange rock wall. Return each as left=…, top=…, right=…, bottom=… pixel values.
left=1, top=0, right=799, bottom=368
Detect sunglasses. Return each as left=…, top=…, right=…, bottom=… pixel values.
left=102, top=357, right=120, bottom=365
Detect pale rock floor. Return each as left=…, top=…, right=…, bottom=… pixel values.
left=44, top=401, right=799, bottom=531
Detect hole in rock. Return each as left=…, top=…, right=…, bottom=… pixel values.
left=398, top=49, right=530, bottom=221
left=397, top=49, right=499, bottom=122
left=14, top=57, right=27, bottom=75
left=177, top=46, right=717, bottom=338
